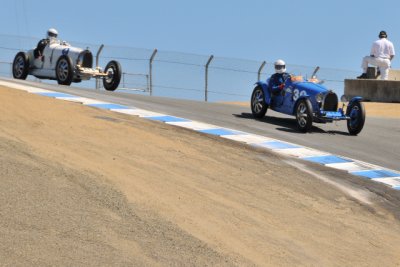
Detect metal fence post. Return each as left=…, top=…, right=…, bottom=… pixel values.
left=205, top=55, right=214, bottom=102
left=149, top=49, right=158, bottom=96
left=258, top=61, right=266, bottom=81
left=146, top=74, right=150, bottom=92
left=94, top=44, right=105, bottom=90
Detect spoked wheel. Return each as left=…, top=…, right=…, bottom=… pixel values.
left=103, top=60, right=121, bottom=91
left=56, top=55, right=73, bottom=85
left=12, top=52, right=29, bottom=80
left=346, top=101, right=365, bottom=135
left=296, top=98, right=313, bottom=132
left=251, top=86, right=268, bottom=118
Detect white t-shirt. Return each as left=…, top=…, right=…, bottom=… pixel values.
left=370, top=38, right=395, bottom=59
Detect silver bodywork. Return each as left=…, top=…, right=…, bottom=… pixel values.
left=27, top=40, right=107, bottom=81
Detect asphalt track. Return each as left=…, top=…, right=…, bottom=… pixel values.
left=3, top=78, right=399, bottom=173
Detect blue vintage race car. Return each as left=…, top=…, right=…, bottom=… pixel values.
left=250, top=74, right=365, bottom=135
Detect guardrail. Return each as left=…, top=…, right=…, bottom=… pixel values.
left=0, top=34, right=359, bottom=102
left=0, top=61, right=11, bottom=77
left=2, top=60, right=149, bottom=92
left=95, top=71, right=149, bottom=92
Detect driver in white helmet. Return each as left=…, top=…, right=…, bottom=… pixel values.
left=46, top=28, right=59, bottom=43
left=269, top=59, right=290, bottom=95
left=34, top=28, right=59, bottom=59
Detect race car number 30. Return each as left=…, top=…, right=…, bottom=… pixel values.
left=293, top=89, right=306, bottom=101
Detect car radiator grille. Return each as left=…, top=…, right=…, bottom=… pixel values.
left=82, top=52, right=93, bottom=68
left=323, top=92, right=338, bottom=111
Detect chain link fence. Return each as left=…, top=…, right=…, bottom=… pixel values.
left=0, top=34, right=359, bottom=102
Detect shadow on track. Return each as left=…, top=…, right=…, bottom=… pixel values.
left=234, top=112, right=350, bottom=136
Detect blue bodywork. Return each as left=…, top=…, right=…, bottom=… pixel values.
left=255, top=76, right=355, bottom=122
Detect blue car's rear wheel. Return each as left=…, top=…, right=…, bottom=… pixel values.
left=251, top=86, right=268, bottom=118
left=346, top=101, right=365, bottom=135
left=296, top=98, right=313, bottom=132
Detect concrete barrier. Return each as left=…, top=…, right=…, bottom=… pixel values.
left=345, top=79, right=400, bottom=102
left=345, top=69, right=400, bottom=102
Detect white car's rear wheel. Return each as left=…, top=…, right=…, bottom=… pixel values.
left=12, top=52, right=29, bottom=80
left=56, top=55, right=73, bottom=86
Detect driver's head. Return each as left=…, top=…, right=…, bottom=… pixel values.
left=274, top=59, right=286, bottom=74
left=379, top=30, right=387, bottom=38
left=47, top=28, right=58, bottom=39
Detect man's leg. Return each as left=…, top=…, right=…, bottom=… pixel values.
left=358, top=56, right=374, bottom=78
left=379, top=66, right=389, bottom=80
left=361, top=56, right=371, bottom=73
left=358, top=57, right=379, bottom=79
left=377, top=58, right=390, bottom=80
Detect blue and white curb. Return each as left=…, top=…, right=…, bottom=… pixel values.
left=1, top=80, right=399, bottom=190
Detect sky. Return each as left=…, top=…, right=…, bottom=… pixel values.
left=2, top=0, right=400, bottom=72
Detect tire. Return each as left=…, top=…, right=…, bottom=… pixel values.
left=296, top=98, right=313, bottom=132
left=346, top=101, right=365, bottom=135
left=103, top=60, right=121, bottom=91
left=12, top=52, right=29, bottom=80
left=251, top=86, right=268, bottom=118
left=56, top=55, right=73, bottom=85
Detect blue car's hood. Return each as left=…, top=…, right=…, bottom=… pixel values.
left=294, top=81, right=328, bottom=94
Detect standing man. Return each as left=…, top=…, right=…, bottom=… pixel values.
left=357, top=31, right=395, bottom=80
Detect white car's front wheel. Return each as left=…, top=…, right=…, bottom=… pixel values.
left=56, top=55, right=73, bottom=86
left=103, top=60, right=121, bottom=91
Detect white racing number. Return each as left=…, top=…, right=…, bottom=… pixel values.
left=293, top=89, right=306, bottom=101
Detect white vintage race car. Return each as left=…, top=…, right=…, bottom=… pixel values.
left=12, top=40, right=121, bottom=91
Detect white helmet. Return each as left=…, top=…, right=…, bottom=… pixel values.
left=274, top=59, right=286, bottom=74
left=47, top=28, right=58, bottom=39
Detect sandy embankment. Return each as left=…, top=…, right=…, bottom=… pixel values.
left=1, top=86, right=400, bottom=266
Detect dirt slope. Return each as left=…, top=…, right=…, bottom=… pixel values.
left=1, top=86, right=400, bottom=266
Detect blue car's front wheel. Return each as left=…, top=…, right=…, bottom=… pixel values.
left=251, top=86, right=268, bottom=118
left=296, top=98, right=313, bottom=132
left=346, top=101, right=365, bottom=135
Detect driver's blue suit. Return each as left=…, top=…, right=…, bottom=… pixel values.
left=266, top=72, right=290, bottom=106
left=268, top=72, right=290, bottom=95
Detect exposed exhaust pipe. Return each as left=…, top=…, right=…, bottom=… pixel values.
left=96, top=44, right=104, bottom=68
left=311, top=66, right=320, bottom=79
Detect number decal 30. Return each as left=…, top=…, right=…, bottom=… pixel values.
left=293, top=89, right=306, bottom=101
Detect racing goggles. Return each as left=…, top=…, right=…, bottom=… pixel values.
left=275, top=65, right=285, bottom=70
left=48, top=32, right=57, bottom=38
